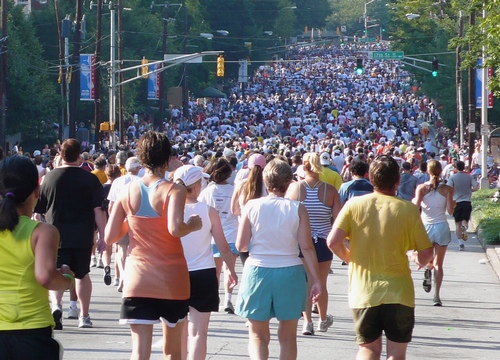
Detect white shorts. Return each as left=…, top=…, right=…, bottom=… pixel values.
left=424, top=222, right=451, bottom=247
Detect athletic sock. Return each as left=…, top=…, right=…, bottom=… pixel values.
left=69, top=300, right=78, bottom=309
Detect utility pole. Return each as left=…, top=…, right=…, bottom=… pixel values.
left=456, top=10, right=464, bottom=146
left=182, top=0, right=189, bottom=119
left=93, top=0, right=103, bottom=150
left=69, top=0, right=84, bottom=139
left=159, top=4, right=168, bottom=129
left=0, top=0, right=7, bottom=152
left=117, top=0, right=124, bottom=143
left=109, top=2, right=116, bottom=147
left=467, top=11, right=476, bottom=170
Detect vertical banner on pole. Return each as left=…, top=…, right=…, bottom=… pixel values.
left=80, top=54, right=95, bottom=101
left=147, top=64, right=160, bottom=100
left=476, top=59, right=494, bottom=108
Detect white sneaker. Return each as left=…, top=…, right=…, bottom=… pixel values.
left=90, top=256, right=97, bottom=268
left=67, top=307, right=79, bottom=319
left=113, top=277, right=120, bottom=286
left=97, top=259, right=104, bottom=269
left=302, top=321, right=314, bottom=335
left=317, top=314, right=333, bottom=332
left=78, top=315, right=93, bottom=328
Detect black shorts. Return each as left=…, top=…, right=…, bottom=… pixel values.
left=120, top=297, right=189, bottom=326
left=453, top=201, right=472, bottom=223
left=299, top=236, right=334, bottom=263
left=188, top=268, right=219, bottom=313
left=352, top=304, right=415, bottom=344
left=0, top=326, right=61, bottom=360
left=57, top=247, right=93, bottom=279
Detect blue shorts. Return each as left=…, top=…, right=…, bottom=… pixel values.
left=299, top=236, right=334, bottom=263
left=235, top=264, right=307, bottom=321
left=212, top=243, right=239, bottom=258
left=425, top=222, right=451, bottom=246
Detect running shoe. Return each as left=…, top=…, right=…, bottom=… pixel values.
left=459, top=244, right=465, bottom=251
left=90, top=256, right=97, bottom=268
left=113, top=277, right=120, bottom=286
left=423, top=268, right=432, bottom=293
left=52, top=306, right=63, bottom=330
left=461, top=226, right=468, bottom=241
left=302, top=321, right=314, bottom=335
left=103, top=266, right=112, bottom=286
left=78, top=315, right=93, bottom=328
left=433, top=297, right=442, bottom=306
left=97, top=259, right=104, bottom=269
left=312, top=303, right=319, bottom=314
left=224, top=301, right=235, bottom=314
left=317, top=315, right=333, bottom=332
left=67, top=307, right=79, bottom=319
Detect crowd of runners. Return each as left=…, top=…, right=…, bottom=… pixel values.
left=0, top=43, right=483, bottom=360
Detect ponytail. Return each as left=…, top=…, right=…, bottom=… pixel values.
left=427, top=160, right=442, bottom=190
left=0, top=155, right=39, bottom=231
left=0, top=193, right=19, bottom=231
left=243, top=165, right=264, bottom=204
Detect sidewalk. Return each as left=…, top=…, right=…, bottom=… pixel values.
left=54, top=219, right=500, bottom=359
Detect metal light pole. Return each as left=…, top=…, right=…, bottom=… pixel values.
left=480, top=6, right=488, bottom=189
left=182, top=0, right=189, bottom=119
left=456, top=11, right=464, bottom=146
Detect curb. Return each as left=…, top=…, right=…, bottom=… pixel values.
left=475, top=222, right=500, bottom=280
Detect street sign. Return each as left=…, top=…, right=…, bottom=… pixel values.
left=369, top=51, right=404, bottom=60
left=359, top=37, right=376, bottom=43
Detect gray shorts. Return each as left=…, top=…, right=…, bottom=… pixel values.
left=424, top=222, right=451, bottom=246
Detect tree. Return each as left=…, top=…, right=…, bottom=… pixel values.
left=6, top=7, right=60, bottom=139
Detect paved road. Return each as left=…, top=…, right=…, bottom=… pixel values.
left=55, top=218, right=500, bottom=359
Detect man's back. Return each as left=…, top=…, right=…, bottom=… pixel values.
left=397, top=173, right=418, bottom=201
left=448, top=171, right=476, bottom=202
left=35, top=166, right=104, bottom=249
left=335, top=193, right=429, bottom=308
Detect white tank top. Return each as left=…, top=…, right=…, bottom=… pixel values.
left=245, top=196, right=302, bottom=268
left=181, top=202, right=215, bottom=271
left=420, top=185, right=447, bottom=224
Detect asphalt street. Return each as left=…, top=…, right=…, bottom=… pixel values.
left=54, top=217, right=500, bottom=359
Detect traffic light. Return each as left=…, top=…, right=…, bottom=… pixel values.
left=217, top=54, right=225, bottom=77
left=432, top=57, right=439, bottom=77
left=355, top=58, right=364, bottom=75
left=141, top=57, right=149, bottom=78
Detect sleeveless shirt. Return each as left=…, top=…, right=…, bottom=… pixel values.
left=0, top=216, right=54, bottom=330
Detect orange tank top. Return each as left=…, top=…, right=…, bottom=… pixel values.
left=122, top=182, right=189, bottom=300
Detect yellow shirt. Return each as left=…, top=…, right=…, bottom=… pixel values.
left=319, top=167, right=343, bottom=190
left=91, top=169, right=108, bottom=185
left=0, top=216, right=54, bottom=330
left=333, top=193, right=432, bottom=309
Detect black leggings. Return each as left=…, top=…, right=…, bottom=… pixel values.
left=0, top=326, right=61, bottom=360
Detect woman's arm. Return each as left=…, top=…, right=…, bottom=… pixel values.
left=230, top=183, right=243, bottom=215
left=168, top=184, right=202, bottom=238
left=325, top=184, right=342, bottom=220
left=105, top=197, right=129, bottom=245
left=297, top=204, right=321, bottom=303
left=445, top=185, right=455, bottom=215
left=32, top=223, right=74, bottom=291
left=209, top=207, right=238, bottom=287
left=412, top=184, right=426, bottom=208
left=235, top=209, right=252, bottom=253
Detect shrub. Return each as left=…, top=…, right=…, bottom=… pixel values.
left=472, top=189, right=500, bottom=245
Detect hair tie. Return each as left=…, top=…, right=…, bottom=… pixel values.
left=5, top=192, right=15, bottom=200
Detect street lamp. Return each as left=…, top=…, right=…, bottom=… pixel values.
left=364, top=0, right=378, bottom=37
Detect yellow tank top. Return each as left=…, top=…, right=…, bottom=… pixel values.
left=0, top=216, right=54, bottom=330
